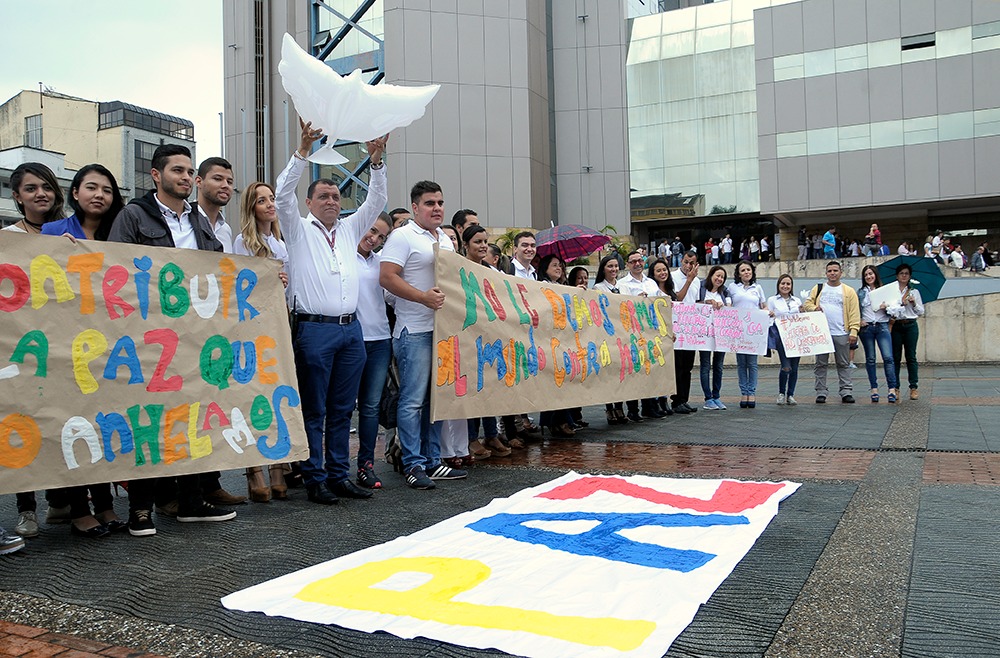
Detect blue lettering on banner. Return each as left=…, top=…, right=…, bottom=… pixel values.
left=466, top=511, right=749, bottom=572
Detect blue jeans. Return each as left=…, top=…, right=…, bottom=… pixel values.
left=468, top=416, right=498, bottom=440
left=735, top=353, right=759, bottom=396
left=771, top=326, right=800, bottom=396
left=671, top=253, right=682, bottom=268
left=699, top=351, right=725, bottom=400
left=393, top=328, right=441, bottom=472
left=357, top=339, right=392, bottom=465
left=859, top=323, right=897, bottom=390
left=294, top=320, right=367, bottom=486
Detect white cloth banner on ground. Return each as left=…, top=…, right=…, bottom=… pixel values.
left=672, top=304, right=770, bottom=354
left=222, top=472, right=800, bottom=658
left=775, top=311, right=835, bottom=357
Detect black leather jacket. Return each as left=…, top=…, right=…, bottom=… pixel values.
left=108, top=190, right=222, bottom=252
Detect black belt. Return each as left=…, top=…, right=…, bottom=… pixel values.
left=895, top=319, right=916, bottom=325
left=296, top=312, right=356, bottom=325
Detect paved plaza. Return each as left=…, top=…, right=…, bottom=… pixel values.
left=2, top=364, right=999, bottom=658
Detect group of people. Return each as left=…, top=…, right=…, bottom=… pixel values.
left=919, top=230, right=993, bottom=272
left=797, top=224, right=890, bottom=260
left=656, top=234, right=775, bottom=268
left=0, top=118, right=931, bottom=557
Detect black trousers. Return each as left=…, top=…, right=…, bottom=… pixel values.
left=670, top=349, right=696, bottom=406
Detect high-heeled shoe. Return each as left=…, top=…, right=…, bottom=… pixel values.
left=246, top=467, right=271, bottom=503
left=269, top=464, right=288, bottom=500
left=614, top=408, right=629, bottom=424
left=71, top=520, right=110, bottom=539
left=606, top=408, right=618, bottom=425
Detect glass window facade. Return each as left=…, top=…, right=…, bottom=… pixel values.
left=134, top=140, right=158, bottom=198
left=24, top=114, right=42, bottom=148
left=627, top=1, right=763, bottom=214
left=99, top=101, right=193, bottom=140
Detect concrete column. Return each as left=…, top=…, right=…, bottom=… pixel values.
left=778, top=226, right=798, bottom=261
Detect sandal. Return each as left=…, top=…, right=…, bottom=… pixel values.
left=871, top=389, right=879, bottom=403
left=887, top=390, right=897, bottom=404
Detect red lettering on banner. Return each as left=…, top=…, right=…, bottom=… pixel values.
left=537, top=477, right=785, bottom=514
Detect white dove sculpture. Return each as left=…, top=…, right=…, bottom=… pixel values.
left=278, top=33, right=440, bottom=165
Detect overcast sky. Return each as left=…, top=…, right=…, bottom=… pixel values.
left=0, top=0, right=224, bottom=159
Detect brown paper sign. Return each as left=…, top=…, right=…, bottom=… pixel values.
left=432, top=249, right=675, bottom=421
left=0, top=232, right=307, bottom=494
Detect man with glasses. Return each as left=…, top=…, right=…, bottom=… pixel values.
left=804, top=261, right=860, bottom=404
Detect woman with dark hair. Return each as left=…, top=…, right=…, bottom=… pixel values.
left=441, top=225, right=461, bottom=253
left=729, top=259, right=767, bottom=408
left=462, top=225, right=489, bottom=263
left=698, top=265, right=730, bottom=410
left=890, top=263, right=924, bottom=400
left=564, top=265, right=592, bottom=428
left=4, top=162, right=64, bottom=233
left=594, top=254, right=628, bottom=424
left=858, top=265, right=898, bottom=403
left=41, top=164, right=123, bottom=241
left=647, top=258, right=677, bottom=416
left=461, top=224, right=508, bottom=457
left=767, top=274, right=803, bottom=405
left=538, top=254, right=568, bottom=285
left=568, top=266, right=590, bottom=289
left=538, top=255, right=577, bottom=437
left=24, top=164, right=125, bottom=538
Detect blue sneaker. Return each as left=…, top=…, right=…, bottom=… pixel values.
left=702, top=399, right=719, bottom=410
left=714, top=398, right=727, bottom=410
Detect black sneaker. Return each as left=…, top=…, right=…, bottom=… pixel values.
left=176, top=502, right=237, bottom=523
left=405, top=466, right=436, bottom=489
left=128, top=510, right=156, bottom=537
left=816, top=395, right=827, bottom=404
left=625, top=412, right=645, bottom=423
left=672, top=404, right=690, bottom=415
left=681, top=403, right=698, bottom=413
left=428, top=463, right=468, bottom=480
left=842, top=395, right=856, bottom=403
left=357, top=461, right=382, bottom=489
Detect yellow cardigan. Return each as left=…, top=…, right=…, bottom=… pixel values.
left=803, top=283, right=861, bottom=338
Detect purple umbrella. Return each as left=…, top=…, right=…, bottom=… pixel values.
left=534, top=224, right=612, bottom=261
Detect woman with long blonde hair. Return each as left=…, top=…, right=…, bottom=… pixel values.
left=234, top=182, right=290, bottom=500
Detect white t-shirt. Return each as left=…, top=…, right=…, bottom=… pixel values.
left=2, top=224, right=27, bottom=233
left=671, top=269, right=701, bottom=304
left=703, top=289, right=726, bottom=305
left=355, top=250, right=391, bottom=341
left=710, top=245, right=720, bottom=259
left=380, top=221, right=454, bottom=337
left=819, top=283, right=846, bottom=335
left=721, top=238, right=733, bottom=254
left=730, top=282, right=765, bottom=310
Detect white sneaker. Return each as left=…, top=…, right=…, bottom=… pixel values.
left=0, top=527, right=25, bottom=555
left=776, top=393, right=786, bottom=405
left=786, top=396, right=798, bottom=406
left=14, top=511, right=39, bottom=538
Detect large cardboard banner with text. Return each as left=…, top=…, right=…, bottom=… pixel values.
left=0, top=233, right=307, bottom=494
left=223, top=472, right=801, bottom=658
left=432, top=250, right=675, bottom=421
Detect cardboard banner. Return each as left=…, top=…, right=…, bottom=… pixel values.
left=671, top=303, right=715, bottom=351
left=223, top=472, right=800, bottom=658
left=0, top=233, right=307, bottom=494
left=774, top=311, right=835, bottom=357
left=712, top=307, right=770, bottom=355
left=867, top=283, right=902, bottom=311
left=432, top=250, right=675, bottom=421
left=673, top=304, right=770, bottom=355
